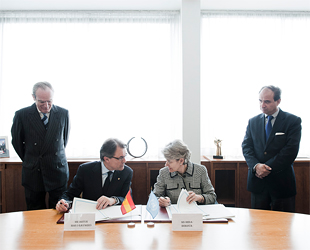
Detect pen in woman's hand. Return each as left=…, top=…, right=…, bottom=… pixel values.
left=164, top=197, right=171, bottom=206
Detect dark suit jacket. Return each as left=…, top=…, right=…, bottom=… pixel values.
left=11, top=103, right=70, bottom=192
left=61, top=161, right=133, bottom=204
left=242, top=109, right=301, bottom=198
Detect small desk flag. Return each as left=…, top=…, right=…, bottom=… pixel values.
left=121, top=190, right=136, bottom=215
left=146, top=190, right=159, bottom=219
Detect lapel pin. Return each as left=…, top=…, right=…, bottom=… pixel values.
left=118, top=178, right=120, bottom=181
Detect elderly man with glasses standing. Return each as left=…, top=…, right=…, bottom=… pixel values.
left=11, top=81, right=70, bottom=211
left=56, top=138, right=133, bottom=212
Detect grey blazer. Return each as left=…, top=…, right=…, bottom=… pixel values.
left=11, top=103, right=70, bottom=192
left=153, top=161, right=217, bottom=204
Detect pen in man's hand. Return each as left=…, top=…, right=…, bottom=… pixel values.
left=60, top=201, right=72, bottom=205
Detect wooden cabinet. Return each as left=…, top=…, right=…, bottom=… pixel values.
left=0, top=158, right=168, bottom=213
left=0, top=161, right=26, bottom=212
left=1, top=158, right=309, bottom=214
left=202, top=159, right=251, bottom=208
left=202, top=157, right=310, bottom=214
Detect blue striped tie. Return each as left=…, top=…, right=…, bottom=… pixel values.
left=265, top=115, right=273, bottom=141
left=42, top=113, right=48, bottom=129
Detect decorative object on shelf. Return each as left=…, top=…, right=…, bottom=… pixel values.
left=213, top=138, right=223, bottom=159
left=0, top=136, right=10, bottom=158
left=127, top=137, right=148, bottom=158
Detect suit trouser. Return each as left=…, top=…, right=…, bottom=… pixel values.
left=24, top=184, right=67, bottom=211
left=251, top=187, right=295, bottom=213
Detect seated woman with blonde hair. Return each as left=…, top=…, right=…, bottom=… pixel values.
left=153, top=139, right=217, bottom=207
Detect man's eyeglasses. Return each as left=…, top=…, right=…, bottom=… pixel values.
left=37, top=100, right=52, bottom=105
left=110, top=154, right=127, bottom=161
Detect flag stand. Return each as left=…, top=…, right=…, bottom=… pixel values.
left=127, top=222, right=135, bottom=228
left=127, top=214, right=135, bottom=227
left=121, top=190, right=136, bottom=227
left=147, top=222, right=155, bottom=227
left=146, top=189, right=159, bottom=227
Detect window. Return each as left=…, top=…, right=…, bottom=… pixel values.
left=0, top=11, right=182, bottom=158
left=201, top=11, right=310, bottom=157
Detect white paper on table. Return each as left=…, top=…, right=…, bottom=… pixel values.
left=166, top=189, right=234, bottom=221
left=200, top=204, right=235, bottom=220
left=177, top=189, right=207, bottom=214
left=71, top=197, right=141, bottom=221
left=98, top=204, right=141, bottom=221
left=166, top=189, right=207, bottom=219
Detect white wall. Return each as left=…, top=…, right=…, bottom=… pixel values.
left=181, top=0, right=201, bottom=163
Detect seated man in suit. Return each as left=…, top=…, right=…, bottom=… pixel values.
left=56, top=138, right=133, bottom=212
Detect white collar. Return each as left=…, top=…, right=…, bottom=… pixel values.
left=101, top=161, right=114, bottom=174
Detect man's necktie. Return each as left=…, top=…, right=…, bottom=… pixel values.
left=102, top=171, right=112, bottom=195
left=42, top=113, right=48, bottom=129
left=265, top=115, right=273, bottom=141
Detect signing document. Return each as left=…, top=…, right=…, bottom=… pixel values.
left=166, top=189, right=234, bottom=221
left=71, top=197, right=141, bottom=222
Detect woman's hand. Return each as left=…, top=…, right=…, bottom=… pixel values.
left=158, top=196, right=171, bottom=207
left=186, top=191, right=204, bottom=204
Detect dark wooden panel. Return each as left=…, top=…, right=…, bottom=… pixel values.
left=238, top=163, right=251, bottom=208
left=294, top=162, right=310, bottom=214
left=212, top=163, right=237, bottom=169
left=67, top=163, right=80, bottom=185
left=147, top=162, right=165, bottom=200
left=4, top=164, right=27, bottom=212
left=150, top=169, right=159, bottom=190
left=211, top=162, right=237, bottom=206
left=1, top=159, right=309, bottom=214
left=215, top=169, right=235, bottom=206
left=148, top=163, right=165, bottom=169
left=126, top=162, right=147, bottom=205
left=2, top=163, right=80, bottom=212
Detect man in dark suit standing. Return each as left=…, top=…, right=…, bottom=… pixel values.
left=242, top=85, right=301, bottom=212
left=11, top=82, right=70, bottom=210
left=56, top=138, right=133, bottom=212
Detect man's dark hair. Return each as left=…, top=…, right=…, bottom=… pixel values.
left=259, top=85, right=281, bottom=101
left=100, top=138, right=126, bottom=161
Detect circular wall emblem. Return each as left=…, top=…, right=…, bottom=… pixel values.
left=127, top=137, right=148, bottom=158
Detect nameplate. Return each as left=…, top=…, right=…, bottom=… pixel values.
left=172, top=213, right=203, bottom=231
left=64, top=213, right=95, bottom=231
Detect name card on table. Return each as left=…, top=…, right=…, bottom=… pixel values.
left=172, top=213, right=203, bottom=231
left=64, top=213, right=95, bottom=231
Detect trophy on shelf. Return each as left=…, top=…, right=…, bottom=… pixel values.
left=213, top=138, right=223, bottom=159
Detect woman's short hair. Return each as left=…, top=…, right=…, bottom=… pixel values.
left=162, top=139, right=191, bottom=164
left=100, top=138, right=126, bottom=161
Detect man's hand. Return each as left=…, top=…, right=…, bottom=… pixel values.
left=96, top=196, right=116, bottom=210
left=56, top=199, right=70, bottom=213
left=255, top=163, right=272, bottom=179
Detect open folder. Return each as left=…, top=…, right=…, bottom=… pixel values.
left=166, top=189, right=235, bottom=221
left=57, top=197, right=142, bottom=223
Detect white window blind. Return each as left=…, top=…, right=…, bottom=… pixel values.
left=201, top=11, right=310, bottom=158
left=0, top=11, right=182, bottom=159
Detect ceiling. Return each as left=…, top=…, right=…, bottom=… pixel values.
left=0, top=0, right=310, bottom=11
